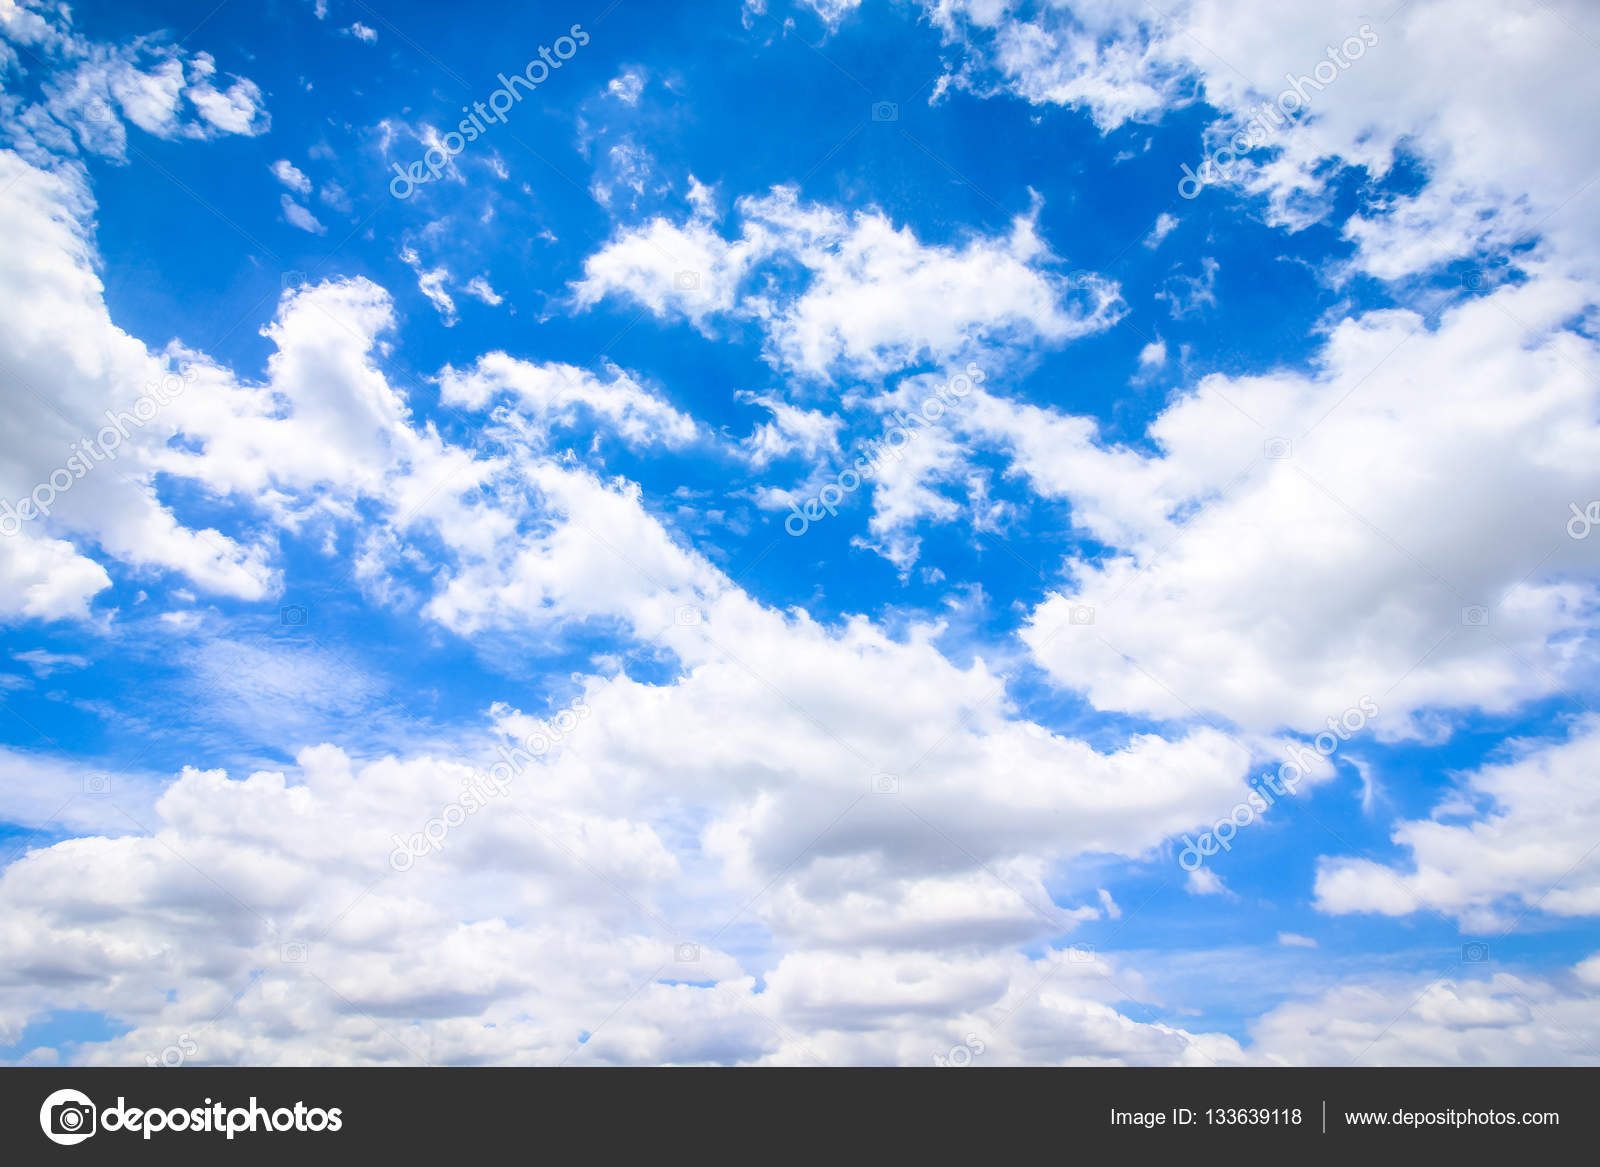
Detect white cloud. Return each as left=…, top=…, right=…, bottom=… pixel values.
left=0, top=6, right=269, bottom=162
left=1145, top=211, right=1179, bottom=248
left=736, top=392, right=842, bottom=470
left=1016, top=275, right=1600, bottom=738
left=11, top=649, right=87, bottom=676
left=1315, top=718, right=1600, bottom=928
left=1246, top=960, right=1600, bottom=1065
left=1156, top=256, right=1217, bottom=318
left=0, top=746, right=164, bottom=837
left=926, top=0, right=1600, bottom=282
left=279, top=192, right=326, bottom=234
left=796, top=0, right=863, bottom=29
left=438, top=355, right=699, bottom=450
left=348, top=22, right=377, bottom=44
left=576, top=185, right=1124, bottom=379
left=463, top=275, right=503, bottom=306
left=927, top=2, right=1189, bottom=131
left=0, top=146, right=529, bottom=626
left=589, top=137, right=660, bottom=211
left=181, top=53, right=270, bottom=138
left=269, top=159, right=311, bottom=195
left=5, top=0, right=1600, bottom=1068
left=606, top=69, right=645, bottom=105
left=318, top=181, right=352, bottom=213
left=0, top=151, right=278, bottom=618
left=399, top=247, right=457, bottom=325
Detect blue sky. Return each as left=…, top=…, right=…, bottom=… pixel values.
left=1, top=0, right=1598, bottom=1066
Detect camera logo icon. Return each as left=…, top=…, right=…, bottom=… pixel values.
left=1263, top=437, right=1292, bottom=460
left=673, top=270, right=700, bottom=291
left=280, top=604, right=308, bottom=627
left=281, top=941, right=308, bottom=963
left=1068, top=604, right=1095, bottom=626
left=1067, top=944, right=1096, bottom=963
left=281, top=270, right=309, bottom=291
left=871, top=101, right=899, bottom=122
left=83, top=773, right=111, bottom=795
left=1461, top=606, right=1489, bottom=627
left=40, top=1088, right=97, bottom=1146
left=674, top=942, right=700, bottom=962
left=1461, top=941, right=1491, bottom=963
left=674, top=604, right=702, bottom=626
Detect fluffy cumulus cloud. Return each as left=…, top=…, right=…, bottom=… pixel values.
left=0, top=579, right=1266, bottom=1065
left=280, top=191, right=326, bottom=233
left=439, top=355, right=699, bottom=450
left=575, top=185, right=1124, bottom=379
left=0, top=152, right=276, bottom=618
left=924, top=0, right=1600, bottom=280
left=0, top=1, right=268, bottom=163
left=928, top=1, right=1190, bottom=131
left=1245, top=964, right=1600, bottom=1066
left=1315, top=718, right=1600, bottom=929
left=270, top=158, right=312, bottom=194
left=3, top=0, right=1600, bottom=1069
left=0, top=124, right=1270, bottom=1061
left=1017, top=275, right=1600, bottom=736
